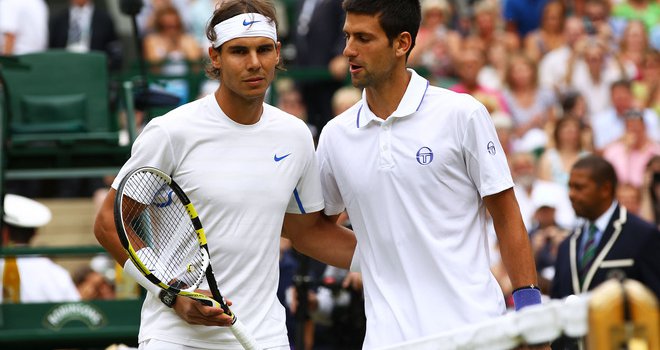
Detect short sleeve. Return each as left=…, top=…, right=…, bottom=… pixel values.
left=286, top=129, right=325, bottom=214
left=316, top=129, right=345, bottom=216
left=112, top=121, right=176, bottom=189
left=462, top=104, right=514, bottom=197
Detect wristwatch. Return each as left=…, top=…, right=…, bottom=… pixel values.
left=159, top=289, right=177, bottom=308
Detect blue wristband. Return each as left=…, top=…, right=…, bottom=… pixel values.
left=512, top=285, right=542, bottom=311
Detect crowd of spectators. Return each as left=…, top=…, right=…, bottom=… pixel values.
left=3, top=0, right=660, bottom=348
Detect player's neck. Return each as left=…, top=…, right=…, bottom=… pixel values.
left=365, top=68, right=411, bottom=120
left=214, top=88, right=264, bottom=125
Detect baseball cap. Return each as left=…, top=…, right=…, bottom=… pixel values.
left=3, top=194, right=52, bottom=228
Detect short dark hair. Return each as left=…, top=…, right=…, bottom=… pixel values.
left=5, top=223, right=36, bottom=244
left=205, top=0, right=282, bottom=80
left=610, top=78, right=632, bottom=93
left=342, top=0, right=421, bottom=58
left=573, top=155, right=618, bottom=197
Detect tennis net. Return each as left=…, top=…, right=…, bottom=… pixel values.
left=380, top=279, right=659, bottom=350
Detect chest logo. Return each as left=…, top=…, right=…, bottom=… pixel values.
left=487, top=141, right=496, bottom=155
left=416, top=147, right=433, bottom=165
left=274, top=153, right=291, bottom=162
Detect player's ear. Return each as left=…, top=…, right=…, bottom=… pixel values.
left=395, top=32, right=413, bottom=58
left=208, top=46, right=221, bottom=69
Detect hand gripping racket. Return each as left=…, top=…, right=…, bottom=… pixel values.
left=114, top=166, right=261, bottom=350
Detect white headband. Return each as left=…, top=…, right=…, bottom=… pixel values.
left=212, top=13, right=277, bottom=48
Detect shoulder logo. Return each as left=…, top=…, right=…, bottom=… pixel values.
left=416, top=147, right=433, bottom=165
left=487, top=141, right=496, bottom=155
left=274, top=153, right=291, bottom=162
left=243, top=19, right=260, bottom=26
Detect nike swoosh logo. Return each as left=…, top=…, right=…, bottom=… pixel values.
left=274, top=153, right=291, bottom=162
left=243, top=19, right=260, bottom=26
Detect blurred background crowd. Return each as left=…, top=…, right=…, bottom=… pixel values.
left=2, top=0, right=660, bottom=349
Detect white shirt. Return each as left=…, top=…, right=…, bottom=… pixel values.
left=112, top=95, right=324, bottom=349
left=317, top=69, right=512, bottom=349
left=0, top=0, right=48, bottom=54
left=0, top=257, right=81, bottom=303
left=66, top=3, right=94, bottom=52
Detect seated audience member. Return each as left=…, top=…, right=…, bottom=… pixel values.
left=502, top=53, right=558, bottom=139
left=450, top=48, right=510, bottom=115
left=552, top=155, right=660, bottom=302
left=73, top=265, right=115, bottom=300
left=591, top=80, right=660, bottom=151
left=538, top=116, right=591, bottom=187
left=49, top=0, right=122, bottom=71
left=1, top=195, right=80, bottom=303
left=143, top=5, right=202, bottom=77
left=564, top=37, right=634, bottom=118
left=408, top=0, right=457, bottom=80
left=524, top=0, right=567, bottom=63
left=603, top=110, right=660, bottom=188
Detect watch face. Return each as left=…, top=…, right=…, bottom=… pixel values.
left=161, top=291, right=176, bottom=307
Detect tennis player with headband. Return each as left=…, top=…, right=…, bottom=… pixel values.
left=94, top=1, right=356, bottom=349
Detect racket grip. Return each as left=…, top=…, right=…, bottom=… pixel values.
left=230, top=318, right=261, bottom=350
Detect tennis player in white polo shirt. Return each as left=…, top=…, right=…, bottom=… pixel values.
left=316, top=1, right=543, bottom=348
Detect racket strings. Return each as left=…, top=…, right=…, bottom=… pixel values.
left=121, top=171, right=207, bottom=289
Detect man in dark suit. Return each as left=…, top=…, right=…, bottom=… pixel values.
left=293, top=0, right=348, bottom=135
left=552, top=154, right=660, bottom=299
left=48, top=0, right=122, bottom=71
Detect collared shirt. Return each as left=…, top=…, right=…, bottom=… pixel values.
left=317, top=69, right=513, bottom=348
left=579, top=200, right=618, bottom=256
left=67, top=3, right=94, bottom=52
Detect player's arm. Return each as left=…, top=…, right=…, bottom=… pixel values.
left=94, top=188, right=129, bottom=264
left=94, top=188, right=231, bottom=324
left=485, top=187, right=542, bottom=310
left=282, top=211, right=356, bottom=270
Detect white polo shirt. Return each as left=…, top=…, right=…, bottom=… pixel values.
left=317, top=69, right=513, bottom=349
left=113, top=94, right=324, bottom=349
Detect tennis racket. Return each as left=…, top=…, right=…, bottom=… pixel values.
left=114, top=166, right=261, bottom=350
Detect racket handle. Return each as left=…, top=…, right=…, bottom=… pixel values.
left=230, top=318, right=261, bottom=350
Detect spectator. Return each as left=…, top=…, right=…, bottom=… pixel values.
left=503, top=0, right=549, bottom=39
left=539, top=16, right=586, bottom=93
left=73, top=265, right=115, bottom=300
left=564, top=37, right=633, bottom=118
left=617, top=182, right=643, bottom=214
left=293, top=0, right=347, bottom=132
left=538, top=116, right=591, bottom=187
left=552, top=155, right=660, bottom=301
left=524, top=1, right=567, bottom=63
left=477, top=40, right=508, bottom=90
left=457, top=0, right=519, bottom=60
left=617, top=20, right=648, bottom=80
left=502, top=53, right=557, bottom=139
left=143, top=5, right=203, bottom=104
left=408, top=0, right=458, bottom=81
left=450, top=48, right=510, bottom=115
left=0, top=0, right=48, bottom=55
left=0, top=194, right=80, bottom=303
left=510, top=151, right=575, bottom=231
left=49, top=0, right=123, bottom=71
left=331, top=86, right=362, bottom=117
left=603, top=110, right=660, bottom=188
left=632, top=49, right=660, bottom=114
left=591, top=79, right=660, bottom=151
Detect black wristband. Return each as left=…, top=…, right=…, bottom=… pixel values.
left=512, top=284, right=541, bottom=294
